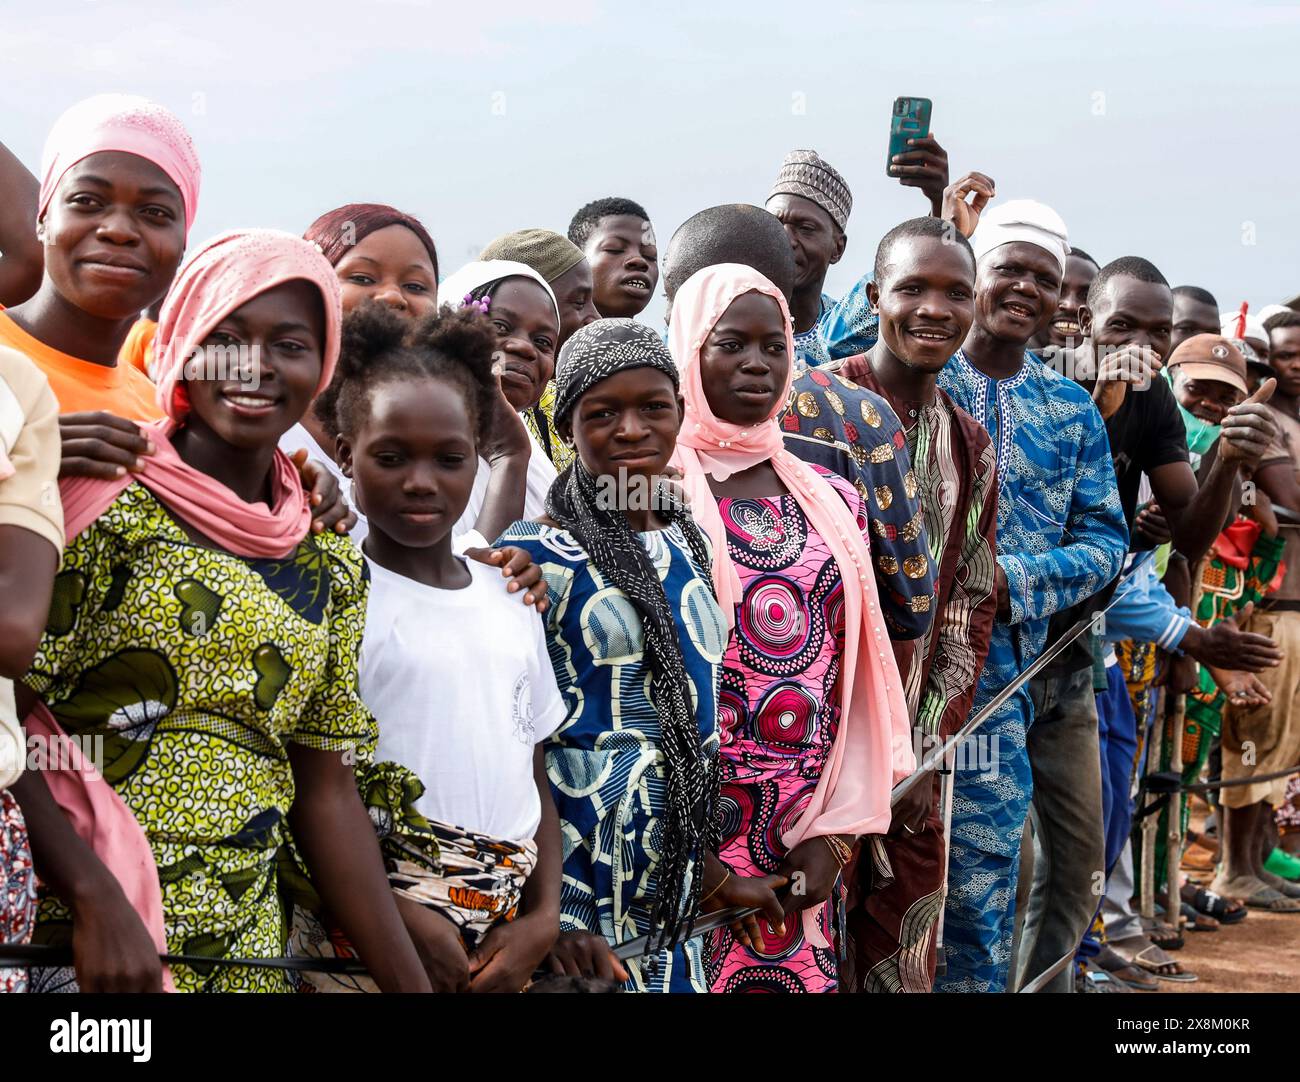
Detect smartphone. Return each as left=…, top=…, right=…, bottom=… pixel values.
left=887, top=97, right=932, bottom=174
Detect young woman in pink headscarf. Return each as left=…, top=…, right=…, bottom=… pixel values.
left=0, top=94, right=348, bottom=531
left=668, top=264, right=914, bottom=994
left=11, top=230, right=432, bottom=993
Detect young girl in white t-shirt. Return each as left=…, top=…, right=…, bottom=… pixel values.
left=318, top=301, right=564, bottom=992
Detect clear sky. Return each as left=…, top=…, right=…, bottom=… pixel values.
left=4, top=0, right=1298, bottom=323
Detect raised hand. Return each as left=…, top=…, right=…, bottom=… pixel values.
left=890, top=135, right=952, bottom=215
left=1218, top=378, right=1279, bottom=466
left=1090, top=344, right=1162, bottom=420
left=940, top=171, right=996, bottom=238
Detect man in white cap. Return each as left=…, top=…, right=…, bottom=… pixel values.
left=933, top=198, right=1129, bottom=992
left=1027, top=262, right=1280, bottom=990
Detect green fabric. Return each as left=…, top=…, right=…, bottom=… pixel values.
left=1164, top=370, right=1222, bottom=455
left=1265, top=848, right=1300, bottom=881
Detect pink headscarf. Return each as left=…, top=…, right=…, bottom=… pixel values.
left=668, top=264, right=914, bottom=870
left=58, top=228, right=342, bottom=558
left=152, top=228, right=341, bottom=422
left=39, top=94, right=202, bottom=233
left=29, top=232, right=343, bottom=982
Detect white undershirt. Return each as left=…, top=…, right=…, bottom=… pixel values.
left=359, top=555, right=565, bottom=840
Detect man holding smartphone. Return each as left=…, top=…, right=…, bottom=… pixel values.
left=764, top=130, right=949, bottom=370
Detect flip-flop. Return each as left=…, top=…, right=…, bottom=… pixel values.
left=1110, top=936, right=1198, bottom=983
left=1141, top=917, right=1185, bottom=951
left=1243, top=885, right=1300, bottom=912
left=1079, top=963, right=1133, bottom=994
left=1186, top=886, right=1247, bottom=925
left=1094, top=945, right=1159, bottom=990
left=1180, top=902, right=1219, bottom=932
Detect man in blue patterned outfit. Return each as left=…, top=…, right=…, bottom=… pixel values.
left=934, top=199, right=1128, bottom=991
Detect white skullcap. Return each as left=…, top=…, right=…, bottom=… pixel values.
left=1220, top=308, right=1268, bottom=344
left=970, top=199, right=1069, bottom=276
left=1257, top=303, right=1291, bottom=329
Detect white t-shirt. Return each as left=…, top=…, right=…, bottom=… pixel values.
left=279, top=423, right=368, bottom=545
left=456, top=430, right=557, bottom=538
left=359, top=555, right=566, bottom=841
left=279, top=423, right=556, bottom=548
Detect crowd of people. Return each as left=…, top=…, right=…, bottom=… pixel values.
left=0, top=92, right=1297, bottom=995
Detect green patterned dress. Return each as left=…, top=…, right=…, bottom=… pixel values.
left=25, top=482, right=389, bottom=992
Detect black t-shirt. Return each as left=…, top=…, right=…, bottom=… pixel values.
left=1040, top=367, right=1190, bottom=677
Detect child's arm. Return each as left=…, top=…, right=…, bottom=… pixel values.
left=0, top=140, right=42, bottom=306
left=467, top=746, right=561, bottom=992
left=286, top=743, right=431, bottom=992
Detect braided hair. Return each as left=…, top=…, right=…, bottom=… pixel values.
left=546, top=318, right=720, bottom=949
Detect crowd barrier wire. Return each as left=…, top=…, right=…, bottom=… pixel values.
left=0, top=549, right=1222, bottom=982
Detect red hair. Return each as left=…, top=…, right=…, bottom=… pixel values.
left=303, top=203, right=438, bottom=281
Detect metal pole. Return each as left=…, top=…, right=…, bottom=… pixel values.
left=1139, top=685, right=1164, bottom=922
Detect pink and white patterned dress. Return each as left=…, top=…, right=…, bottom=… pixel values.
left=707, top=467, right=866, bottom=994
left=1, top=789, right=35, bottom=994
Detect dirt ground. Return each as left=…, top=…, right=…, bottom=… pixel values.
left=1165, top=900, right=1300, bottom=993
left=1160, top=807, right=1300, bottom=993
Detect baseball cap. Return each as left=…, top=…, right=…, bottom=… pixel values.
left=1166, top=334, right=1249, bottom=396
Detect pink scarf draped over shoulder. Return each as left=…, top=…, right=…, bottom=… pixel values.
left=26, top=229, right=342, bottom=990
left=667, top=265, right=914, bottom=866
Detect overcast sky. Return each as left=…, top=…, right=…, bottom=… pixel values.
left=5, top=0, right=1298, bottom=323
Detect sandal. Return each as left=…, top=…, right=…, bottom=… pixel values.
left=1184, top=885, right=1247, bottom=925
left=1180, top=902, right=1219, bottom=932
left=1141, top=917, right=1185, bottom=951
left=1094, top=945, right=1159, bottom=990
left=1110, top=935, right=1198, bottom=983
left=1078, top=961, right=1133, bottom=994
left=1259, top=869, right=1300, bottom=898
left=1243, top=885, right=1300, bottom=912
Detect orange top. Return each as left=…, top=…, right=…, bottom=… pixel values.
left=0, top=308, right=162, bottom=420
left=118, top=317, right=158, bottom=378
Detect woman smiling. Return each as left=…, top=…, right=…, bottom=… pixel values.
left=13, top=230, right=430, bottom=992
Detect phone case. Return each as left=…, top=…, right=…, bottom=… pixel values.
left=888, top=97, right=932, bottom=173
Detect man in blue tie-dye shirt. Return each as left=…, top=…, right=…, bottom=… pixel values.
left=934, top=198, right=1128, bottom=992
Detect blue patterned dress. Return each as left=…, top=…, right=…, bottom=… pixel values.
left=934, top=349, right=1127, bottom=992
left=496, top=520, right=728, bottom=992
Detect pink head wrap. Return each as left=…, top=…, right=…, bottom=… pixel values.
left=60, top=228, right=342, bottom=559
left=152, top=228, right=342, bottom=423
left=39, top=94, right=202, bottom=233
left=668, top=265, right=914, bottom=936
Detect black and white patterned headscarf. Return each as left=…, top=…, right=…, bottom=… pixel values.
left=546, top=318, right=720, bottom=949
left=552, top=318, right=677, bottom=428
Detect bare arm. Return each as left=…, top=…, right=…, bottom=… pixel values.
left=1150, top=456, right=1237, bottom=565
left=287, top=743, right=431, bottom=992
left=1255, top=459, right=1300, bottom=515
left=0, top=140, right=43, bottom=306
left=0, top=527, right=58, bottom=677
